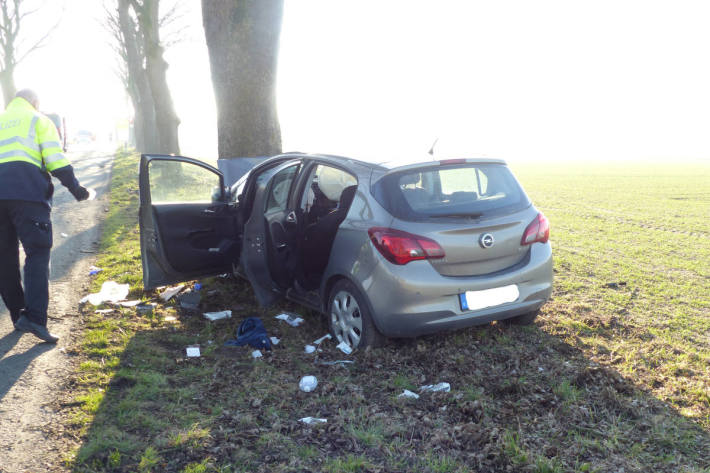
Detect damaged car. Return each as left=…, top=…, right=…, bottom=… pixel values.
left=139, top=153, right=553, bottom=349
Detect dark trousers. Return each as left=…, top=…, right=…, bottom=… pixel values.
left=0, top=200, right=52, bottom=326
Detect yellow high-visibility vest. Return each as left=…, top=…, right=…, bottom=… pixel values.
left=0, top=97, right=70, bottom=173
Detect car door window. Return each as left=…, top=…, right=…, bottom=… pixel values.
left=300, top=164, right=358, bottom=225
left=265, top=164, right=299, bottom=213
left=149, top=160, right=220, bottom=203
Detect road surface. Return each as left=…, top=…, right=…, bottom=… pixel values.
left=0, top=149, right=114, bottom=473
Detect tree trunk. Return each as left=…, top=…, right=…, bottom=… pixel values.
left=118, top=0, right=159, bottom=153
left=0, top=65, right=16, bottom=106
left=202, top=0, right=284, bottom=158
left=139, top=0, right=180, bottom=155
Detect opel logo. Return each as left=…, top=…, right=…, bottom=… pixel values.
left=479, top=233, right=495, bottom=248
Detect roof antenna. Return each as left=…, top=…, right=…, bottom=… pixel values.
left=427, top=138, right=439, bottom=156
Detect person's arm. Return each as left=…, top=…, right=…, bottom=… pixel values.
left=37, top=116, right=89, bottom=201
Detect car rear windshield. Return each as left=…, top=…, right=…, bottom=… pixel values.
left=372, top=163, right=530, bottom=221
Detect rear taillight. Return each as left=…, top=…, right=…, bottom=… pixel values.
left=521, top=213, right=550, bottom=245
left=368, top=227, right=445, bottom=265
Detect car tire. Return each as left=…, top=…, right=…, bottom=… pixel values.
left=328, top=279, right=385, bottom=349
left=503, top=310, right=539, bottom=325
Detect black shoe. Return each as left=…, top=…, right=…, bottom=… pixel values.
left=14, top=315, right=59, bottom=343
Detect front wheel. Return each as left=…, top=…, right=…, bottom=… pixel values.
left=502, top=310, right=539, bottom=325
left=328, top=280, right=385, bottom=349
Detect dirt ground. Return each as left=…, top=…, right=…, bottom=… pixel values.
left=0, top=149, right=114, bottom=473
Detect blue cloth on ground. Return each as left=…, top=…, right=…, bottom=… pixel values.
left=224, top=317, right=272, bottom=350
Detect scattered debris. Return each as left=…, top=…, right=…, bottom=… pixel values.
left=88, top=266, right=102, bottom=276
left=313, top=333, right=332, bottom=345
left=275, top=313, right=304, bottom=327
left=94, top=309, right=114, bottom=314
left=304, top=345, right=316, bottom=354
left=136, top=302, right=156, bottom=315
left=80, top=281, right=130, bottom=306
left=420, top=382, right=451, bottom=393
left=178, top=290, right=201, bottom=311
left=299, top=375, right=318, bottom=392
left=194, top=283, right=202, bottom=291
left=186, top=346, right=200, bottom=358
left=160, top=284, right=185, bottom=301
left=269, top=337, right=280, bottom=345
left=61, top=232, right=68, bottom=238
left=398, top=389, right=420, bottom=399
left=118, top=300, right=142, bottom=308
left=224, top=317, right=271, bottom=350
left=604, top=281, right=627, bottom=289
left=299, top=417, right=327, bottom=425
left=164, top=315, right=177, bottom=322
left=319, top=360, right=354, bottom=366
left=204, top=310, right=232, bottom=321
left=336, top=341, right=353, bottom=355
left=251, top=350, right=263, bottom=359
left=206, top=289, right=218, bottom=296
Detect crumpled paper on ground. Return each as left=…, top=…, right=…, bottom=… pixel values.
left=80, top=281, right=130, bottom=306
left=420, top=382, right=451, bottom=393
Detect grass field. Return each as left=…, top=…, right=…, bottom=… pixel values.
left=57, top=153, right=709, bottom=473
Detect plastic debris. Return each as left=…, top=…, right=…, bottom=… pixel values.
left=398, top=389, right=420, bottom=399
left=299, top=375, right=318, bottom=392
left=136, top=302, right=156, bottom=314
left=94, top=309, right=114, bottom=314
left=336, top=341, right=353, bottom=355
left=164, top=315, right=177, bottom=322
left=299, top=417, right=327, bottom=425
left=178, top=290, right=201, bottom=311
left=61, top=232, right=68, bottom=238
left=269, top=337, right=280, bottom=345
left=252, top=350, right=263, bottom=358
left=194, top=283, right=202, bottom=291
left=275, top=313, right=304, bottom=327
left=304, top=344, right=316, bottom=354
left=420, top=382, right=451, bottom=393
left=204, top=310, right=232, bottom=321
left=80, top=281, right=130, bottom=305
left=186, top=346, right=200, bottom=357
left=88, top=266, right=103, bottom=276
left=118, top=300, right=142, bottom=307
left=319, top=360, right=354, bottom=366
left=207, top=289, right=218, bottom=296
left=313, top=333, right=332, bottom=345
left=160, top=284, right=185, bottom=301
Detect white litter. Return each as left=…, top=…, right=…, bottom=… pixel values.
left=313, top=333, right=332, bottom=345
left=398, top=389, right=420, bottom=399
left=304, top=344, right=316, bottom=354
left=299, top=417, right=327, bottom=425
left=420, top=382, right=451, bottom=393
left=186, top=346, right=200, bottom=357
left=319, top=360, right=355, bottom=366
left=61, top=232, right=68, bottom=238
left=94, top=309, right=114, bottom=314
left=164, top=315, right=177, bottom=322
left=252, top=350, right=263, bottom=359
left=299, top=375, right=318, bottom=392
left=203, top=310, right=232, bottom=321
left=269, top=337, right=280, bottom=345
left=80, top=281, right=130, bottom=305
left=336, top=341, right=353, bottom=355
left=275, top=313, right=304, bottom=327
left=159, top=284, right=185, bottom=301
left=118, top=300, right=142, bottom=308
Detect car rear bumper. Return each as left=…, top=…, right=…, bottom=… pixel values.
left=362, top=242, right=553, bottom=338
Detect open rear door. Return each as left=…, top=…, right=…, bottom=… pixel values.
left=139, top=154, right=241, bottom=290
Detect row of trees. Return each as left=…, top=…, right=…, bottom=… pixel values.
left=0, top=0, right=285, bottom=159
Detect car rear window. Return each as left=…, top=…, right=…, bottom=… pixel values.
left=372, top=163, right=530, bottom=220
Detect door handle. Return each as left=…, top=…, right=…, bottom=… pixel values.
left=203, top=208, right=216, bottom=214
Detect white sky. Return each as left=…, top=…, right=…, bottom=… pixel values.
left=14, top=0, right=710, bottom=162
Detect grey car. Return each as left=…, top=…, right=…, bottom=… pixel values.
left=139, top=153, right=552, bottom=348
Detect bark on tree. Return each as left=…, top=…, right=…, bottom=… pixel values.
left=202, top=0, right=284, bottom=158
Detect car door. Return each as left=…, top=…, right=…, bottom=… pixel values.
left=241, top=160, right=302, bottom=306
left=139, top=154, right=242, bottom=290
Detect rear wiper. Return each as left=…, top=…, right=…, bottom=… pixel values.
left=429, top=212, right=483, bottom=219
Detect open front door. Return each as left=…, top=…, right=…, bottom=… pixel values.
left=139, top=154, right=241, bottom=290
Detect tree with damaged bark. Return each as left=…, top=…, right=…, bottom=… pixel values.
left=0, top=0, right=60, bottom=106
left=202, top=0, right=284, bottom=158
left=108, top=0, right=180, bottom=154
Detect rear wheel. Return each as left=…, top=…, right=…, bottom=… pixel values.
left=328, top=280, right=385, bottom=349
left=503, top=310, right=539, bottom=325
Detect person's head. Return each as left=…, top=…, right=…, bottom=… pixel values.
left=15, top=89, right=39, bottom=109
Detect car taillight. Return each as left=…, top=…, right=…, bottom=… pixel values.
left=521, top=213, right=550, bottom=245
left=368, top=227, right=445, bottom=265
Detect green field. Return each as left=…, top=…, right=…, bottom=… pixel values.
left=59, top=155, right=709, bottom=473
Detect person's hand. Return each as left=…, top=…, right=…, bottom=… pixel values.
left=72, top=186, right=90, bottom=201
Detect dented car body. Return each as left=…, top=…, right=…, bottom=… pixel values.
left=139, top=153, right=553, bottom=348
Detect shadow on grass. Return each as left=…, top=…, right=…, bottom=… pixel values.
left=68, top=292, right=710, bottom=473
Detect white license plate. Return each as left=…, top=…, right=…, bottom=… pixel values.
left=460, top=285, right=519, bottom=311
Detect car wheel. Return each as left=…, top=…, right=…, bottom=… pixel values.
left=503, top=310, right=539, bottom=325
left=328, top=279, right=385, bottom=349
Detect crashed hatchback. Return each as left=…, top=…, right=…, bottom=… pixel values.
left=139, top=153, right=553, bottom=349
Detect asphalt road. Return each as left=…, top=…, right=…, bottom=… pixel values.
left=0, top=148, right=115, bottom=473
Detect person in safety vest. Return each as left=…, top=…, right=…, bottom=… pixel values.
left=0, top=89, right=89, bottom=343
